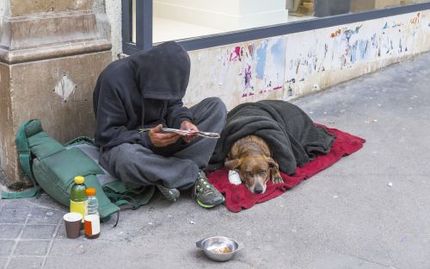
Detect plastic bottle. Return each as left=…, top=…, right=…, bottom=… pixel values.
left=84, top=187, right=100, bottom=239
left=86, top=188, right=99, bottom=216
left=70, top=176, right=87, bottom=219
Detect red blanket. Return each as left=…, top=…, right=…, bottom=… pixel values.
left=207, top=126, right=365, bottom=213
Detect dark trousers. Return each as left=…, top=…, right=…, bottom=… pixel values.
left=100, top=97, right=227, bottom=189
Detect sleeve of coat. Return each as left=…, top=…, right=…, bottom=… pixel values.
left=94, top=86, right=152, bottom=149
left=166, top=99, right=193, bottom=128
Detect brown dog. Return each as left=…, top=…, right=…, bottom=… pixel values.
left=224, top=135, right=283, bottom=194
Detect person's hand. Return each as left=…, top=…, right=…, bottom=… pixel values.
left=149, top=124, right=180, bottom=147
left=180, top=120, right=199, bottom=143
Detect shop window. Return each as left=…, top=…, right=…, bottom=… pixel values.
left=122, top=0, right=430, bottom=53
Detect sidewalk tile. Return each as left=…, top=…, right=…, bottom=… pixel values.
left=0, top=209, right=30, bottom=224
left=0, top=257, right=7, bottom=268
left=0, top=240, right=14, bottom=256
left=7, top=257, right=43, bottom=269
left=2, top=200, right=33, bottom=210
left=49, top=239, right=86, bottom=256
left=22, top=225, right=56, bottom=239
left=14, top=240, right=50, bottom=256
left=27, top=208, right=63, bottom=225
left=55, top=224, right=70, bottom=239
left=0, top=224, right=23, bottom=239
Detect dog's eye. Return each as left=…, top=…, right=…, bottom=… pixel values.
left=258, top=170, right=267, bottom=175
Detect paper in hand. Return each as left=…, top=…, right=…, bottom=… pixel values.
left=161, top=127, right=220, bottom=139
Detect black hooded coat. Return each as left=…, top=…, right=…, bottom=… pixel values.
left=93, top=42, right=193, bottom=152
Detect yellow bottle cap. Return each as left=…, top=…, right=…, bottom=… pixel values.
left=74, top=176, right=85, bottom=184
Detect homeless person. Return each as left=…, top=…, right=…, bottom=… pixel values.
left=93, top=41, right=226, bottom=208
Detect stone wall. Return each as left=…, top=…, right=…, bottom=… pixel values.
left=0, top=63, right=12, bottom=183
left=0, top=0, right=112, bottom=187
left=94, top=0, right=122, bottom=59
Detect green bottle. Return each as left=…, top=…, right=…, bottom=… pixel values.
left=70, top=176, right=87, bottom=219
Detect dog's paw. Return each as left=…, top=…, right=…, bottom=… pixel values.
left=272, top=175, right=284, bottom=184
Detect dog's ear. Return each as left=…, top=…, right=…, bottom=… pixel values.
left=224, top=159, right=241, bottom=170
left=266, top=157, right=279, bottom=170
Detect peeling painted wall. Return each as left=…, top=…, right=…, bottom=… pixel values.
left=185, top=11, right=430, bottom=109
left=283, top=11, right=430, bottom=99
left=186, top=37, right=287, bottom=109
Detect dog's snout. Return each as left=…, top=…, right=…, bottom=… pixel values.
left=254, top=185, right=264, bottom=194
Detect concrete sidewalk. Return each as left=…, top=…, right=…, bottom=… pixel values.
left=1, top=51, right=430, bottom=269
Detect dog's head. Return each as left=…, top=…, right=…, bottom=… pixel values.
left=225, top=156, right=278, bottom=194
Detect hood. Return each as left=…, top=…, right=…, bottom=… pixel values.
left=129, top=41, right=191, bottom=100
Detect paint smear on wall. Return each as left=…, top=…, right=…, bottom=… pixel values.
left=186, top=37, right=286, bottom=108
left=255, top=43, right=268, bottom=80
left=285, top=11, right=430, bottom=98
left=54, top=75, right=76, bottom=102
left=216, top=37, right=287, bottom=98
left=242, top=37, right=286, bottom=97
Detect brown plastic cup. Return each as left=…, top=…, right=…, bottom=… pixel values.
left=63, top=212, right=82, bottom=239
